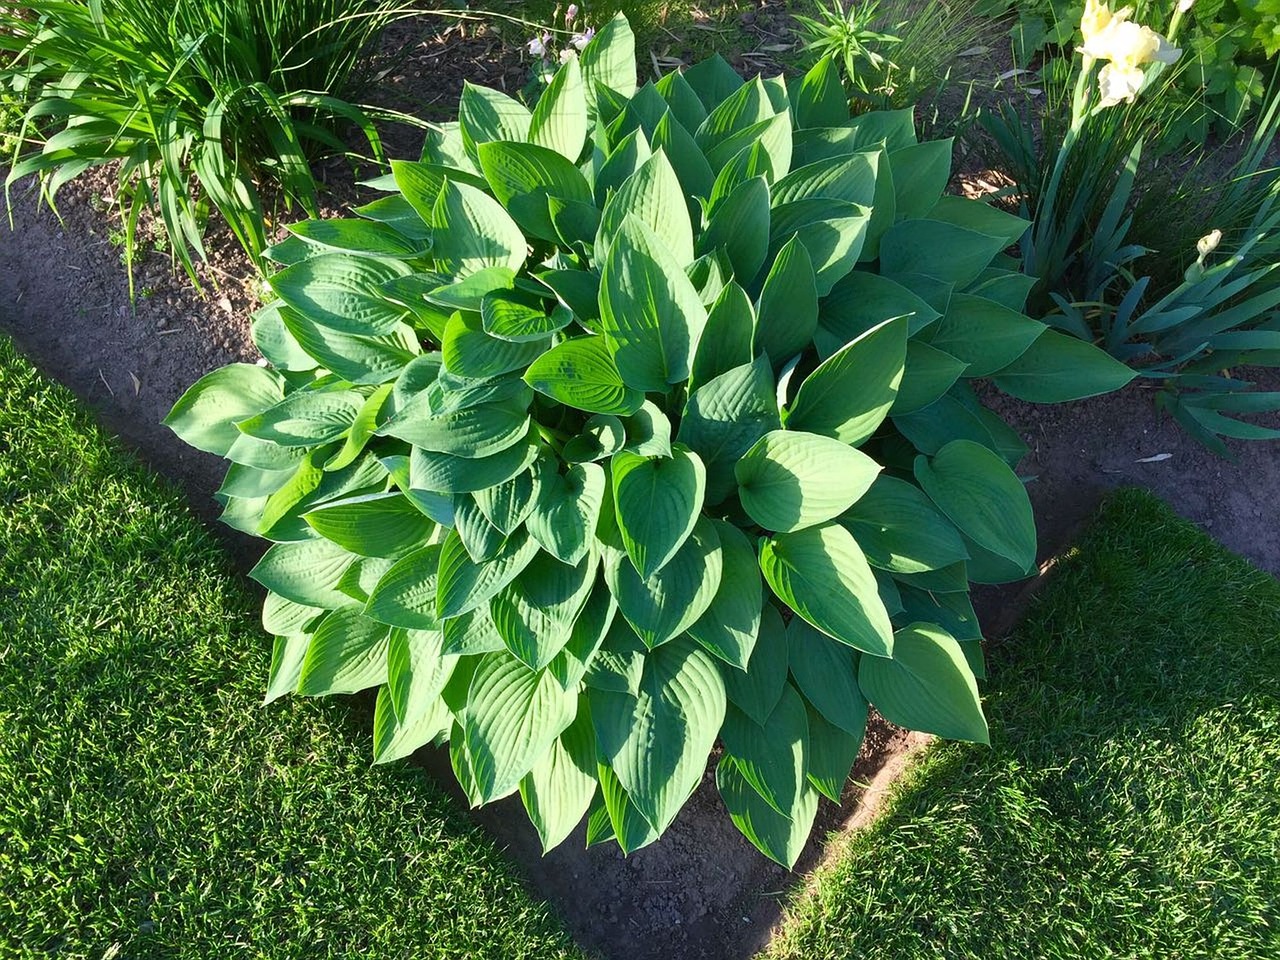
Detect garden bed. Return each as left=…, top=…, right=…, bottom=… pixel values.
left=4, top=157, right=1279, bottom=960
left=3, top=4, right=1280, bottom=959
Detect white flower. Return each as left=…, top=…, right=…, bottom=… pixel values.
left=1197, top=229, right=1222, bottom=259
left=559, top=47, right=575, bottom=63
left=571, top=27, right=595, bottom=50
left=527, top=34, right=546, bottom=56
left=1097, top=61, right=1146, bottom=106
left=1178, top=0, right=1195, bottom=11
left=1080, top=0, right=1130, bottom=47
left=566, top=3, right=579, bottom=23
left=1080, top=1, right=1181, bottom=69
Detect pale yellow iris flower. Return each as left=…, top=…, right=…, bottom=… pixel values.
left=1078, top=0, right=1181, bottom=106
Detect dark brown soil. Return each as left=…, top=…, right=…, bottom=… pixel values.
left=3, top=10, right=1280, bottom=960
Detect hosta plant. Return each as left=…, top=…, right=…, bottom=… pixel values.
left=167, top=16, right=1133, bottom=867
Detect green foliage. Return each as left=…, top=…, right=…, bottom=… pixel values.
left=997, top=0, right=1274, bottom=141
left=0, top=0, right=419, bottom=293
left=0, top=336, right=581, bottom=958
left=988, top=45, right=1280, bottom=453
left=768, top=488, right=1280, bottom=959
left=167, top=18, right=1132, bottom=868
left=796, top=0, right=985, bottom=111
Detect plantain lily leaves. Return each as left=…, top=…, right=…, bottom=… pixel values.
left=166, top=13, right=1116, bottom=868
left=736, top=430, right=881, bottom=533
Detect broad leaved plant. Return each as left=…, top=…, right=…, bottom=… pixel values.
left=167, top=16, right=1133, bottom=867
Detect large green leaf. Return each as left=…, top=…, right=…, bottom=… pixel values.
left=431, top=179, right=527, bottom=278
left=476, top=140, right=588, bottom=241
left=386, top=625, right=454, bottom=723
left=695, top=76, right=774, bottom=154
left=453, top=496, right=506, bottom=563
left=722, top=602, right=788, bottom=724
left=408, top=431, right=540, bottom=494
left=759, top=522, right=894, bottom=657
left=599, top=216, right=708, bottom=391
left=790, top=55, right=848, bottom=129
left=720, top=684, right=809, bottom=817
left=787, top=618, right=867, bottom=735
left=991, top=329, right=1137, bottom=402
left=262, top=592, right=324, bottom=638
left=250, top=538, right=355, bottom=608
left=440, top=311, right=547, bottom=379
left=436, top=528, right=542, bottom=620
left=264, top=634, right=308, bottom=703
left=523, top=335, right=644, bottom=416
left=686, top=520, right=763, bottom=670
left=460, top=652, right=578, bottom=801
left=890, top=341, right=969, bottom=414
left=458, top=82, right=532, bottom=160
left=470, top=469, right=536, bottom=538
left=280, top=308, right=419, bottom=385
left=679, top=355, right=780, bottom=505
left=529, top=56, right=587, bottom=160
left=491, top=551, right=597, bottom=670
left=165, top=365, right=286, bottom=456
left=596, top=149, right=694, bottom=267
left=927, top=293, right=1045, bottom=378
left=372, top=684, right=450, bottom=765
left=888, top=139, right=952, bottom=219
left=288, top=218, right=424, bottom=259
left=769, top=201, right=870, bottom=296
left=441, top=604, right=507, bottom=655
left=689, top=281, right=757, bottom=390
left=928, top=195, right=1030, bottom=246
left=771, top=151, right=878, bottom=207
left=303, top=492, right=434, bottom=558
left=914, top=440, right=1035, bottom=573
left=380, top=388, right=531, bottom=460
left=297, top=607, right=390, bottom=695
left=736, top=430, right=881, bottom=533
left=591, top=635, right=727, bottom=831
left=786, top=316, right=907, bottom=445
left=270, top=254, right=412, bottom=335
left=717, top=756, right=818, bottom=868
left=817, top=271, right=941, bottom=357
left=580, top=12, right=638, bottom=115
left=683, top=53, right=745, bottom=111
left=880, top=220, right=1007, bottom=288
left=611, top=446, right=706, bottom=579
left=605, top=517, right=723, bottom=648
left=526, top=461, right=606, bottom=566
left=652, top=110, right=715, bottom=210
left=363, top=545, right=441, bottom=629
left=698, top=176, right=770, bottom=282
left=805, top=703, right=864, bottom=802
left=549, top=581, right=618, bottom=689
left=840, top=475, right=969, bottom=574
left=236, top=388, right=364, bottom=447
left=754, top=235, right=818, bottom=362
left=482, top=288, right=574, bottom=342
left=858, top=623, right=989, bottom=743
left=520, top=706, right=598, bottom=852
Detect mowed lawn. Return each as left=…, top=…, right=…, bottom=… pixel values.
left=0, top=336, right=581, bottom=960
left=769, top=487, right=1280, bottom=960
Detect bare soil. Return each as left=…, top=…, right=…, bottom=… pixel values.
left=2, top=9, right=1279, bottom=960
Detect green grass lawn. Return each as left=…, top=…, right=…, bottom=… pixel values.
left=0, top=335, right=581, bottom=959
left=769, top=488, right=1280, bottom=960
